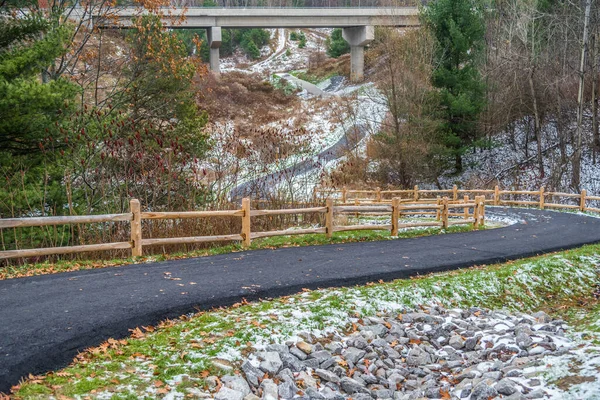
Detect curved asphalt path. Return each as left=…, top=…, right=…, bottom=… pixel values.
left=2, top=207, right=600, bottom=392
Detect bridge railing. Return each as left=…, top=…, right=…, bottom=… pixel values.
left=0, top=196, right=483, bottom=261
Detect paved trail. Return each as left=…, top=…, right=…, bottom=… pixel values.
left=2, top=208, right=600, bottom=392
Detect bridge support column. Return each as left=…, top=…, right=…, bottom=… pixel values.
left=207, top=27, right=222, bottom=76
left=342, top=26, right=374, bottom=82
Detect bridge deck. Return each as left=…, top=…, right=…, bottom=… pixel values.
left=92, top=7, right=419, bottom=28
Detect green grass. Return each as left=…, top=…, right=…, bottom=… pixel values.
left=10, top=241, right=600, bottom=399
left=0, top=223, right=477, bottom=280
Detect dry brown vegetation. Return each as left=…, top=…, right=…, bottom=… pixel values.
left=195, top=72, right=299, bottom=125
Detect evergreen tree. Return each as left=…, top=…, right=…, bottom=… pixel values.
left=298, top=32, right=307, bottom=48
left=0, top=8, right=78, bottom=156
left=423, top=0, right=486, bottom=173
left=243, top=39, right=261, bottom=59
left=326, top=28, right=350, bottom=58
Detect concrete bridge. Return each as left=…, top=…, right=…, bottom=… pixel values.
left=94, top=7, right=419, bottom=81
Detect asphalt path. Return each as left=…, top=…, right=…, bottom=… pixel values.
left=2, top=207, right=600, bottom=392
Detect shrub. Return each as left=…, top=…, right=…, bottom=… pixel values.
left=326, top=28, right=350, bottom=58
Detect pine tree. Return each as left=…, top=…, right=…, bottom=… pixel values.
left=0, top=8, right=78, bottom=155
left=423, top=0, right=486, bottom=173
left=326, top=28, right=350, bottom=58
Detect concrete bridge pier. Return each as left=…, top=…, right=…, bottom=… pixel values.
left=342, top=26, right=374, bottom=82
left=207, top=27, right=222, bottom=75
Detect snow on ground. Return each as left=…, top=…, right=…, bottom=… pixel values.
left=207, top=28, right=389, bottom=201
left=443, top=116, right=600, bottom=199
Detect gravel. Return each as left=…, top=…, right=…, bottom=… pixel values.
left=207, top=306, right=577, bottom=399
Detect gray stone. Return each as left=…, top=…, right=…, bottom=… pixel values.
left=281, top=352, right=306, bottom=372
left=525, top=389, right=546, bottom=399
left=383, top=346, right=401, bottom=359
left=506, top=369, right=523, bottom=378
left=302, top=358, right=320, bottom=369
left=290, top=346, right=308, bottom=360
left=320, top=356, right=338, bottom=370
left=316, top=368, right=341, bottom=383
left=373, top=388, right=394, bottom=398
left=266, top=344, right=289, bottom=354
left=278, top=381, right=296, bottom=399
left=321, top=386, right=346, bottom=400
left=340, top=377, right=370, bottom=394
left=258, top=352, right=283, bottom=375
left=496, top=378, right=517, bottom=395
left=527, top=346, right=546, bottom=356
left=527, top=378, right=541, bottom=387
left=516, top=332, right=533, bottom=349
left=404, top=379, right=419, bottom=390
left=297, top=371, right=317, bottom=388
left=242, top=361, right=263, bottom=387
left=244, top=394, right=260, bottom=400
left=532, top=311, right=551, bottom=323
left=464, top=337, right=478, bottom=351
left=350, top=394, right=373, bottom=400
left=344, top=347, right=366, bottom=364
left=310, top=350, right=333, bottom=362
left=504, top=393, right=526, bottom=400
left=260, top=379, right=279, bottom=400
left=449, top=334, right=465, bottom=350
left=407, top=346, right=432, bottom=366
left=470, top=381, right=498, bottom=400
left=222, top=375, right=251, bottom=397
left=348, top=336, right=369, bottom=349
left=215, top=387, right=245, bottom=400
left=304, top=386, right=325, bottom=400
left=482, top=371, right=502, bottom=381
left=325, top=341, right=343, bottom=355
left=361, top=324, right=388, bottom=337
left=424, top=386, right=442, bottom=398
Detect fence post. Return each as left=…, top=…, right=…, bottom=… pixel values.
left=130, top=199, right=143, bottom=257
left=453, top=185, right=458, bottom=201
left=342, top=186, right=347, bottom=204
left=391, top=197, right=399, bottom=236
left=326, top=198, right=334, bottom=239
left=479, top=196, right=486, bottom=226
left=494, top=185, right=500, bottom=206
left=414, top=185, right=419, bottom=201
left=463, top=195, right=469, bottom=219
left=473, top=196, right=481, bottom=229
left=539, top=187, right=545, bottom=209
left=376, top=187, right=382, bottom=203
left=242, top=198, right=251, bottom=248
left=442, top=197, right=449, bottom=229
left=581, top=189, right=587, bottom=212
left=435, top=196, right=441, bottom=221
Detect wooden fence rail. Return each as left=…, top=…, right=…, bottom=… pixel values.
left=0, top=196, right=485, bottom=261
left=315, top=185, right=599, bottom=214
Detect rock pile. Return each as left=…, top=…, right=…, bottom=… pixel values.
left=211, top=306, right=572, bottom=399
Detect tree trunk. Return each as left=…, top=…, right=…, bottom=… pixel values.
left=528, top=68, right=544, bottom=179
left=455, top=153, right=463, bottom=174
left=592, top=32, right=599, bottom=163
left=556, top=83, right=567, bottom=165
left=573, top=0, right=592, bottom=190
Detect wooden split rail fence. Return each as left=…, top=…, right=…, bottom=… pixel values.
left=315, top=185, right=600, bottom=213
left=0, top=197, right=485, bottom=260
